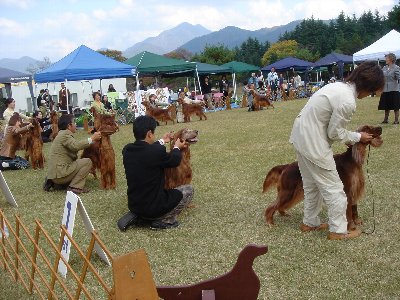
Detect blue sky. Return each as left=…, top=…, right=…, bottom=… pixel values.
left=0, top=0, right=396, bottom=61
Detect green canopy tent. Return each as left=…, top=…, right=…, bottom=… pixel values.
left=220, top=61, right=260, bottom=98
left=125, top=51, right=199, bottom=113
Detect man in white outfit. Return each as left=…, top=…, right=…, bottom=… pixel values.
left=289, top=61, right=385, bottom=240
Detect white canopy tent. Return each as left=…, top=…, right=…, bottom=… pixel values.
left=353, top=29, right=400, bottom=62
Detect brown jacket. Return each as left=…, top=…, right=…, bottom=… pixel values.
left=58, top=88, right=71, bottom=110
left=0, top=125, right=31, bottom=158
left=47, top=129, right=90, bottom=179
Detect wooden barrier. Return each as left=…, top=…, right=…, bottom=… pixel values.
left=0, top=210, right=158, bottom=300
left=0, top=209, right=268, bottom=300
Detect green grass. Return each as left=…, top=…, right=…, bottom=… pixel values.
left=1, top=96, right=400, bottom=299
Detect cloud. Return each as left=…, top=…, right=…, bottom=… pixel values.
left=0, top=18, right=31, bottom=37
left=0, top=0, right=33, bottom=9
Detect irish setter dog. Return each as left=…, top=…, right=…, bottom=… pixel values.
left=49, top=111, right=59, bottom=140
left=164, top=128, right=199, bottom=189
left=177, top=98, right=207, bottom=123
left=249, top=90, right=274, bottom=111
left=225, top=91, right=234, bottom=110
left=263, top=125, right=383, bottom=230
left=142, top=100, right=176, bottom=125
left=81, top=114, right=118, bottom=189
left=25, top=118, right=44, bottom=169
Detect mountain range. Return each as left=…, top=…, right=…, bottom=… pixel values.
left=1, top=20, right=302, bottom=72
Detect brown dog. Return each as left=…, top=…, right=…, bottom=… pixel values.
left=249, top=90, right=274, bottom=111
left=225, top=91, right=234, bottom=110
left=263, top=125, right=383, bottom=230
left=142, top=100, right=176, bottom=125
left=177, top=98, right=207, bottom=123
left=164, top=128, right=199, bottom=189
left=81, top=114, right=118, bottom=189
left=25, top=118, right=44, bottom=169
left=49, top=111, right=59, bottom=140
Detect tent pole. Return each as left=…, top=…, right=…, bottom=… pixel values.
left=233, top=72, right=237, bottom=99
left=136, top=73, right=143, bottom=116
left=196, top=67, right=202, bottom=95
left=65, top=79, right=70, bottom=114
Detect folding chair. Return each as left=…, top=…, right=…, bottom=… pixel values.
left=115, top=98, right=135, bottom=125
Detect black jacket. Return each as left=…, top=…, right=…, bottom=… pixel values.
left=122, top=140, right=182, bottom=218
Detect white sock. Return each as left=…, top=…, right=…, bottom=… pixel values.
left=2, top=162, right=9, bottom=168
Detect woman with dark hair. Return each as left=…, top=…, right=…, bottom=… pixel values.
left=107, top=84, right=116, bottom=92
left=32, top=110, right=52, bottom=143
left=102, top=95, right=113, bottom=111
left=90, top=91, right=107, bottom=114
left=0, top=113, right=33, bottom=170
left=378, top=53, right=400, bottom=124
left=289, top=61, right=384, bottom=241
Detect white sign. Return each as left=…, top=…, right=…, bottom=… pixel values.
left=0, top=170, right=18, bottom=207
left=58, top=192, right=78, bottom=277
left=58, top=192, right=111, bottom=278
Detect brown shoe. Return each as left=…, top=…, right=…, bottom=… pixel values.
left=300, top=223, right=329, bottom=232
left=327, top=229, right=362, bottom=240
left=67, top=186, right=90, bottom=194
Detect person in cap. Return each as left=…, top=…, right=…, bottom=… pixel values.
left=378, top=52, right=400, bottom=124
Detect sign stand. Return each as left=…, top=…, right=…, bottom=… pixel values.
left=58, top=191, right=110, bottom=277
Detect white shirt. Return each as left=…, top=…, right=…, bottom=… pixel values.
left=289, top=82, right=361, bottom=170
left=267, top=72, right=278, bottom=85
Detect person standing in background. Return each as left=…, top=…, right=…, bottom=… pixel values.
left=58, top=82, right=71, bottom=113
left=378, top=53, right=400, bottom=124
left=108, top=84, right=116, bottom=92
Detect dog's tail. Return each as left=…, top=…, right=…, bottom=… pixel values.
left=262, top=165, right=286, bottom=193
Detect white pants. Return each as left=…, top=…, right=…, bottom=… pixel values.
left=296, top=151, right=348, bottom=234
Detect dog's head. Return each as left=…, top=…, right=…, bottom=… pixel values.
left=177, top=98, right=184, bottom=105
left=249, top=89, right=256, bottom=96
left=172, top=128, right=199, bottom=146
left=356, top=125, right=383, bottom=148
left=141, top=100, right=151, bottom=109
left=97, top=114, right=118, bottom=136
left=50, top=111, right=59, bottom=123
left=30, top=118, right=42, bottom=137
left=352, top=125, right=383, bottom=165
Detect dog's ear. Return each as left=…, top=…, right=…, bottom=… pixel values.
left=352, top=143, right=366, bottom=165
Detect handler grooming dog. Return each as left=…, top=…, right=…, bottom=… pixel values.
left=289, top=61, right=384, bottom=240
left=122, top=116, right=194, bottom=230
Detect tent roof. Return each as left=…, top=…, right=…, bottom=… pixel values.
left=353, top=29, right=400, bottom=62
left=125, top=51, right=196, bottom=75
left=196, top=62, right=232, bottom=75
left=220, top=61, right=259, bottom=73
left=261, top=57, right=313, bottom=72
left=34, top=45, right=136, bottom=83
left=312, top=52, right=353, bottom=67
left=0, top=67, right=32, bottom=83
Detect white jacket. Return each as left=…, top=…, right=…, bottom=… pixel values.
left=289, top=82, right=360, bottom=170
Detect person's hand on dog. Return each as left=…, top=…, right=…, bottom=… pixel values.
left=359, top=131, right=373, bottom=143
left=174, top=138, right=187, bottom=150
left=91, top=131, right=102, bottom=141
left=162, top=131, right=174, bottom=143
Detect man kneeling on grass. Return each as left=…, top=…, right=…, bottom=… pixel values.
left=122, top=115, right=194, bottom=230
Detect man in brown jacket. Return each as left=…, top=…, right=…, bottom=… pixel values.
left=58, top=83, right=71, bottom=113
left=44, top=114, right=101, bottom=193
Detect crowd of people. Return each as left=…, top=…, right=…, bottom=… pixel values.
left=1, top=57, right=399, bottom=237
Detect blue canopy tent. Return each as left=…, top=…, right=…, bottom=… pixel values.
left=35, top=45, right=136, bottom=113
left=312, top=52, right=353, bottom=80
left=0, top=67, right=35, bottom=110
left=261, top=57, right=313, bottom=72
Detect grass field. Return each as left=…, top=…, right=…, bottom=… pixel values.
left=1, top=96, right=400, bottom=299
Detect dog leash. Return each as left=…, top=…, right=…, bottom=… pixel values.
left=362, top=144, right=376, bottom=235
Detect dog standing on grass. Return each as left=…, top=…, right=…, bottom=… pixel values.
left=263, top=125, right=383, bottom=231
